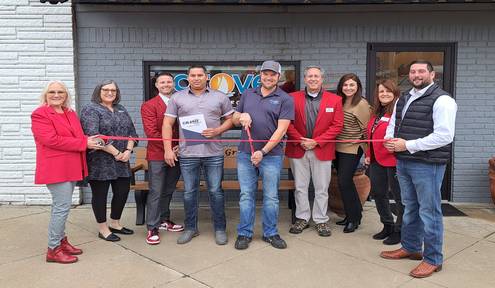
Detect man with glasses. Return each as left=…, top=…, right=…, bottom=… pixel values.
left=163, top=65, right=234, bottom=245
left=141, top=72, right=184, bottom=245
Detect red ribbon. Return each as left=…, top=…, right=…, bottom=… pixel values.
left=98, top=135, right=388, bottom=144
left=245, top=127, right=255, bottom=154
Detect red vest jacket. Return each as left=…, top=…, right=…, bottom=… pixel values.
left=365, top=113, right=397, bottom=167
left=285, top=90, right=344, bottom=161
left=141, top=95, right=179, bottom=161
left=31, top=105, right=88, bottom=184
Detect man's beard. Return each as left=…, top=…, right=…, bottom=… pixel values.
left=410, top=78, right=432, bottom=90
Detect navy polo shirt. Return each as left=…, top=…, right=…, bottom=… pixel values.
left=236, top=87, right=294, bottom=156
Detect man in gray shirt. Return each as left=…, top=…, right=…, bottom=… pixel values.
left=163, top=65, right=234, bottom=245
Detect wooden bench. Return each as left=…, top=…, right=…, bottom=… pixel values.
left=130, top=146, right=296, bottom=225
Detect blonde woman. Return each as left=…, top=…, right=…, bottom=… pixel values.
left=31, top=81, right=102, bottom=263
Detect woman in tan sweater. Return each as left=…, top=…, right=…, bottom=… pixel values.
left=335, top=73, right=371, bottom=233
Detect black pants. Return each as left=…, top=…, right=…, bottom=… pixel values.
left=369, top=162, right=404, bottom=231
left=335, top=148, right=363, bottom=223
left=89, top=177, right=130, bottom=224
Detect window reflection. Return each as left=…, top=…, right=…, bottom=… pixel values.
left=376, top=51, right=444, bottom=91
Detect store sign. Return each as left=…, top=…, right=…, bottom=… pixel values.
left=145, top=62, right=299, bottom=108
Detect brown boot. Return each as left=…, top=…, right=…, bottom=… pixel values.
left=46, top=246, right=78, bottom=264
left=380, top=248, right=423, bottom=260
left=410, top=261, right=442, bottom=278
left=60, top=236, right=83, bottom=255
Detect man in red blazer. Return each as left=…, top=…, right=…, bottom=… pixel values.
left=285, top=66, right=344, bottom=237
left=141, top=72, right=183, bottom=245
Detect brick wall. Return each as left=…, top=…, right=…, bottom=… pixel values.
left=75, top=6, right=495, bottom=203
left=0, top=0, right=76, bottom=204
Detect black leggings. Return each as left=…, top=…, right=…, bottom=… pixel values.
left=89, top=177, right=130, bottom=224
left=369, top=163, right=403, bottom=231
left=335, top=148, right=364, bottom=223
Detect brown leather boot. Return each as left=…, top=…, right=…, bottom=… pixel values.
left=46, top=246, right=78, bottom=264
left=410, top=261, right=442, bottom=278
left=60, top=236, right=83, bottom=255
left=380, top=247, right=423, bottom=260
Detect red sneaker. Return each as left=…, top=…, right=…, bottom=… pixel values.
left=146, top=228, right=160, bottom=245
left=160, top=220, right=184, bottom=232
left=46, top=246, right=78, bottom=264
left=60, top=236, right=83, bottom=255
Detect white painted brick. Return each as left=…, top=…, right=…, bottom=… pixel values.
left=19, top=56, right=73, bottom=64
left=0, top=43, right=45, bottom=52
left=45, top=39, right=72, bottom=48
left=16, top=6, right=69, bottom=15
left=0, top=27, right=15, bottom=35
left=0, top=77, right=17, bottom=84
left=17, top=31, right=72, bottom=40
left=0, top=0, right=28, bottom=5
left=0, top=171, right=23, bottom=178
left=0, top=194, right=25, bottom=203
left=0, top=68, right=44, bottom=76
left=1, top=124, right=20, bottom=132
left=44, top=14, right=71, bottom=23
left=0, top=18, right=41, bottom=27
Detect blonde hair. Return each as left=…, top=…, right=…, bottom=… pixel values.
left=39, top=80, right=72, bottom=109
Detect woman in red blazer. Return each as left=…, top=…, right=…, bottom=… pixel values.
left=31, top=81, right=102, bottom=264
left=365, top=79, right=404, bottom=245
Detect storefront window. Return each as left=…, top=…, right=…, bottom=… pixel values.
left=367, top=43, right=456, bottom=100
left=375, top=51, right=444, bottom=92
left=143, top=61, right=299, bottom=107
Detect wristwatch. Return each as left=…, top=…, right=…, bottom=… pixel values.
left=261, top=148, right=268, bottom=156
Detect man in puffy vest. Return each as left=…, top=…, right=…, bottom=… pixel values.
left=380, top=60, right=457, bottom=278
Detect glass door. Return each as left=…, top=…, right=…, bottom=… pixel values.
left=366, top=43, right=457, bottom=200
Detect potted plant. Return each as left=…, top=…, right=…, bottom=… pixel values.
left=328, top=167, right=371, bottom=217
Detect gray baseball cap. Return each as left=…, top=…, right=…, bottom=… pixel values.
left=260, top=60, right=282, bottom=74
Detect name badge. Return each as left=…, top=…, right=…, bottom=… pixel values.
left=325, top=107, right=334, bottom=113
left=380, top=117, right=390, bottom=122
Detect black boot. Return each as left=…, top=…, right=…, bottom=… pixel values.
left=336, top=217, right=348, bottom=226
left=372, top=224, right=393, bottom=240
left=383, top=231, right=401, bottom=245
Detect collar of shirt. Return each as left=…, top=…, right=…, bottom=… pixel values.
left=409, top=82, right=435, bottom=99
left=159, top=93, right=171, bottom=106
left=254, top=86, right=282, bottom=98
left=305, top=88, right=322, bottom=99
left=187, top=87, right=211, bottom=96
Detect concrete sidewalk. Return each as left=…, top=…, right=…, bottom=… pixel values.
left=0, top=203, right=494, bottom=288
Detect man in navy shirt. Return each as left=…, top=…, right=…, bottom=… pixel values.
left=232, top=60, right=295, bottom=250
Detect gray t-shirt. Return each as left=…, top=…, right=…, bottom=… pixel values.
left=165, top=87, right=234, bottom=157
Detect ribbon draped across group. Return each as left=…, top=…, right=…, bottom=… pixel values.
left=97, top=129, right=389, bottom=155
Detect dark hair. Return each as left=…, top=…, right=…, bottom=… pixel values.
left=336, top=73, right=363, bottom=107
left=91, top=80, right=121, bottom=105
left=155, top=71, right=174, bottom=81
left=408, top=60, right=434, bottom=72
left=373, top=79, right=400, bottom=116
left=187, top=65, right=208, bottom=75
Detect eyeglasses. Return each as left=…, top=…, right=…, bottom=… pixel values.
left=101, top=88, right=117, bottom=94
left=47, top=90, right=67, bottom=95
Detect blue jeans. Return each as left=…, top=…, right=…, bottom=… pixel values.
left=237, top=151, right=283, bottom=238
left=396, top=159, right=446, bottom=266
left=47, top=181, right=75, bottom=249
left=179, top=156, right=225, bottom=232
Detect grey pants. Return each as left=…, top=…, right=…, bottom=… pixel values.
left=146, top=160, right=181, bottom=230
left=46, top=181, right=75, bottom=249
left=289, top=150, right=332, bottom=224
